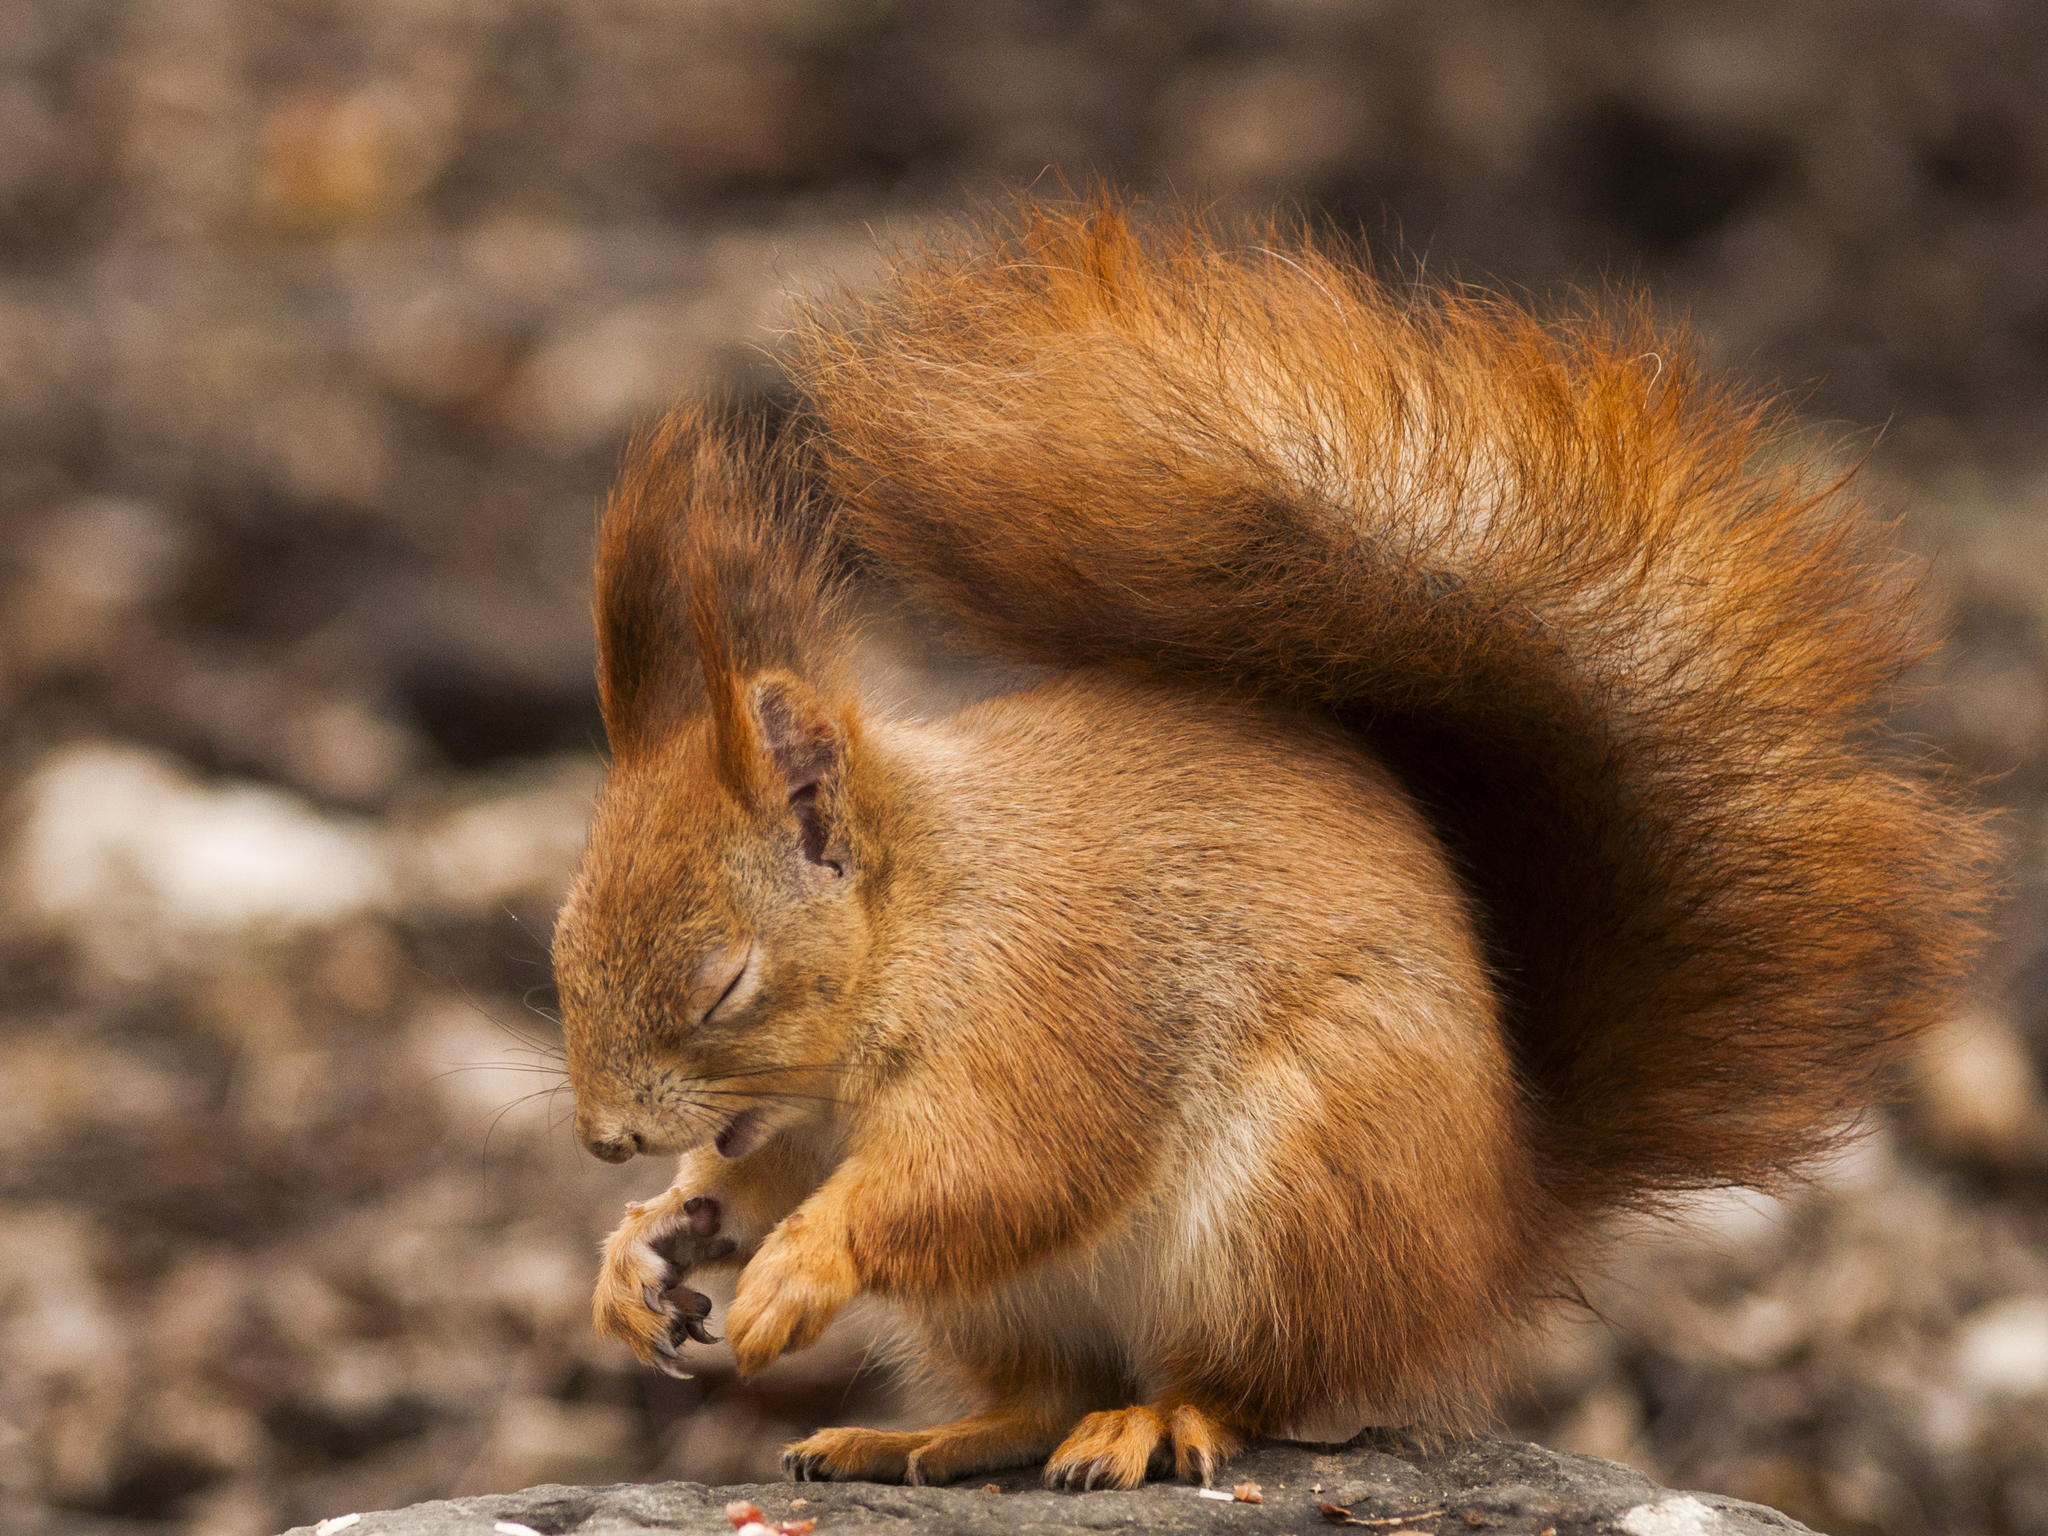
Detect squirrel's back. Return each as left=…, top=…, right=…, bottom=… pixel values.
left=790, top=197, right=1992, bottom=1225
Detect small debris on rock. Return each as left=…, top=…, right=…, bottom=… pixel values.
left=493, top=1524, right=543, bottom=1536
left=981, top=1484, right=1001, bottom=1494
left=1233, top=1481, right=1264, bottom=1503
left=1320, top=1503, right=1448, bottom=1527
left=314, top=1519, right=361, bottom=1536
left=1196, top=1487, right=1235, bottom=1501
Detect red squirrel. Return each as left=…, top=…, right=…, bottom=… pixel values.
left=549, top=199, right=1990, bottom=1489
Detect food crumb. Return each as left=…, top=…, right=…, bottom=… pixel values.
left=981, top=1484, right=1001, bottom=1494
left=1233, top=1481, right=1265, bottom=1503
left=721, top=1501, right=816, bottom=1536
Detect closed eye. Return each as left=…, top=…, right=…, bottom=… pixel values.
left=702, top=948, right=756, bottom=1023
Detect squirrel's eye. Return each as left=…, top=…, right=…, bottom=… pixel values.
left=700, top=947, right=757, bottom=1024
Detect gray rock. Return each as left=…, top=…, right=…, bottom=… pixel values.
left=278, top=1433, right=1821, bottom=1536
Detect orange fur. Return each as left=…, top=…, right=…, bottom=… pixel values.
left=550, top=197, right=1991, bottom=1490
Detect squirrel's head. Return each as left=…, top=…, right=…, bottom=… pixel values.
left=553, top=668, right=872, bottom=1164
left=558, top=410, right=874, bottom=1163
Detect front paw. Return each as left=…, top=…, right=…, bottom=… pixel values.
left=593, top=1191, right=737, bottom=1377
left=724, top=1214, right=858, bottom=1378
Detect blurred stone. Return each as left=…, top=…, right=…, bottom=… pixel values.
left=11, top=744, right=393, bottom=977
left=1952, top=1296, right=2048, bottom=1397
left=1905, top=1004, right=2048, bottom=1166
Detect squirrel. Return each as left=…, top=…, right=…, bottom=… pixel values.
left=549, top=198, right=1990, bottom=1490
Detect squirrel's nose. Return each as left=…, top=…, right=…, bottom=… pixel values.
left=584, top=1129, right=644, bottom=1163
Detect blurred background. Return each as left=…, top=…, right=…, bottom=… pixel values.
left=4, top=2, right=2048, bottom=1533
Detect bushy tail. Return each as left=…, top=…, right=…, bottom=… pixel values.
left=790, top=198, right=1991, bottom=1217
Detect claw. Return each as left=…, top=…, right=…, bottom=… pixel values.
left=667, top=1286, right=715, bottom=1344
left=643, top=1283, right=666, bottom=1313
left=652, top=1334, right=680, bottom=1359
left=674, top=1288, right=713, bottom=1319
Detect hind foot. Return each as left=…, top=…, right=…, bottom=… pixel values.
left=784, top=1408, right=1061, bottom=1485
left=1043, top=1402, right=1244, bottom=1490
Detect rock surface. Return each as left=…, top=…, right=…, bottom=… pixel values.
left=278, top=1434, right=1817, bottom=1536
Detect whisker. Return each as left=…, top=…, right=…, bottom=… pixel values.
left=500, top=903, right=555, bottom=955
left=419, top=965, right=569, bottom=1061
left=478, top=1086, right=564, bottom=1170
left=427, top=1061, right=569, bottom=1083
left=689, top=1088, right=846, bottom=1106
left=685, top=1062, right=851, bottom=1083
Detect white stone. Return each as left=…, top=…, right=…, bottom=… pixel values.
left=1620, top=1494, right=1725, bottom=1536
left=12, top=743, right=391, bottom=974
left=1953, top=1295, right=2048, bottom=1396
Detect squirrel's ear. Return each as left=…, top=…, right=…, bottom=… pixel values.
left=746, top=672, right=853, bottom=876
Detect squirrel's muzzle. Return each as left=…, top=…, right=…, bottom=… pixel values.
left=583, top=1129, right=644, bottom=1163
